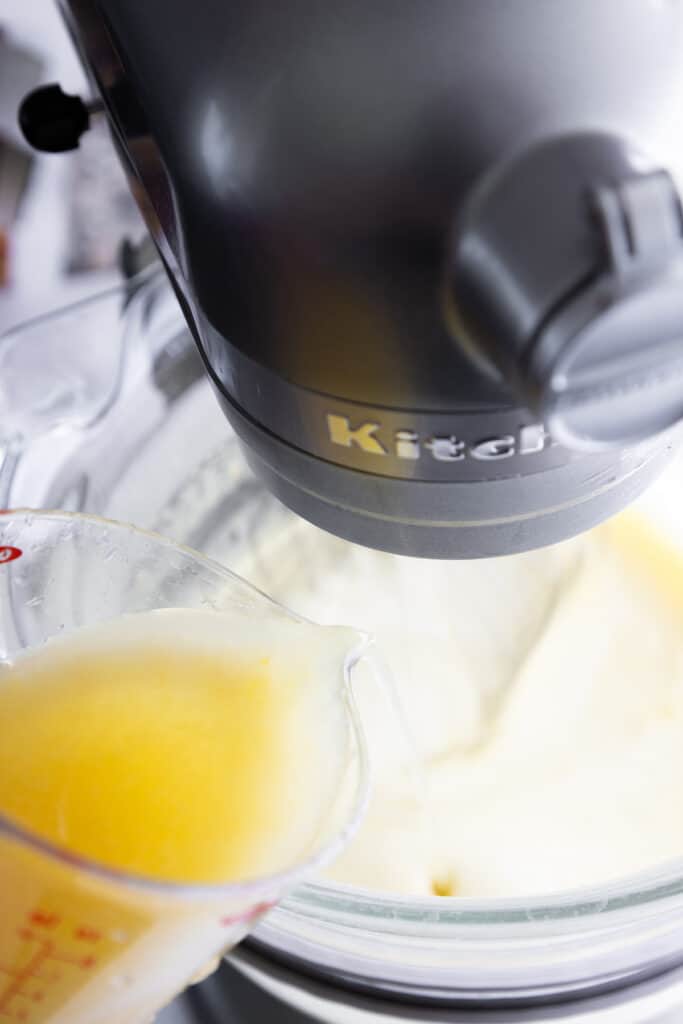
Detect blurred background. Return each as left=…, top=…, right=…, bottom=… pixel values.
left=0, top=1, right=146, bottom=332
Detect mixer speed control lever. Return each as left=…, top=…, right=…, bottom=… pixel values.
left=450, top=132, right=683, bottom=451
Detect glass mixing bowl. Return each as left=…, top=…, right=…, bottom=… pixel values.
left=7, top=272, right=683, bottom=1023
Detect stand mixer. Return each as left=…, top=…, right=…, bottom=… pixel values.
left=19, top=0, right=683, bottom=557
left=14, top=5, right=683, bottom=1024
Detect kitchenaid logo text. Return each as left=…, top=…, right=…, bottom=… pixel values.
left=326, top=414, right=550, bottom=462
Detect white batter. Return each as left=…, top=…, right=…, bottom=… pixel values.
left=239, top=514, right=683, bottom=899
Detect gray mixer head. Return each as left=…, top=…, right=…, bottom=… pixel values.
left=22, top=1, right=683, bottom=556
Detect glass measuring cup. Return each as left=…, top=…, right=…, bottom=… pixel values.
left=0, top=510, right=369, bottom=1024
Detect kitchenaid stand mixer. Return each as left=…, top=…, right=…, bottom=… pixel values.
left=19, top=0, right=683, bottom=558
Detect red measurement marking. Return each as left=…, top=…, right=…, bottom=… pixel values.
left=0, top=939, right=53, bottom=1019
left=28, top=912, right=59, bottom=930
left=12, top=990, right=44, bottom=1005
left=0, top=971, right=38, bottom=984
left=49, top=951, right=97, bottom=970
left=0, top=547, right=21, bottom=565
left=220, top=900, right=275, bottom=928
left=73, top=926, right=101, bottom=944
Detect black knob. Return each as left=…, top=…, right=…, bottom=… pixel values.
left=19, top=84, right=91, bottom=153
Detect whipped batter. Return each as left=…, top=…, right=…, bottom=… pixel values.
left=238, top=513, right=683, bottom=899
